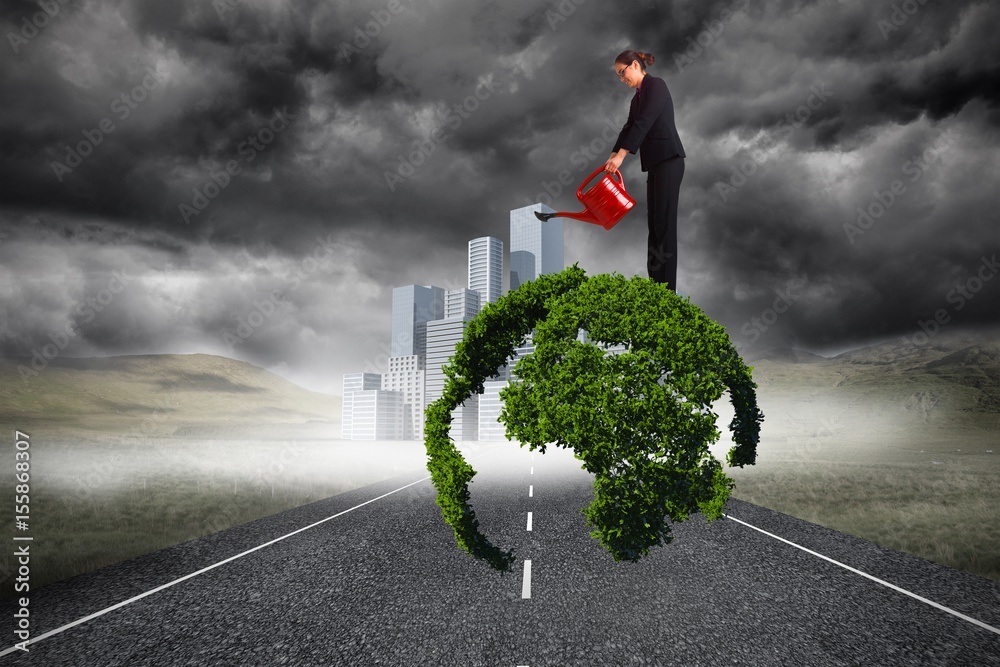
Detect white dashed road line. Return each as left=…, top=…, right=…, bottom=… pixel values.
left=528, top=444, right=534, bottom=607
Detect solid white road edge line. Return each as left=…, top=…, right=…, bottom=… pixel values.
left=724, top=513, right=1000, bottom=637
left=1, top=474, right=438, bottom=657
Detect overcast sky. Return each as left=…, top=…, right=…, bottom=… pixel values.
left=1, top=0, right=998, bottom=394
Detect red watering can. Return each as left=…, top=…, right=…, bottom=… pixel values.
left=533, top=166, right=635, bottom=230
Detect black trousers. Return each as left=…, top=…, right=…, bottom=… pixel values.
left=646, top=156, right=685, bottom=290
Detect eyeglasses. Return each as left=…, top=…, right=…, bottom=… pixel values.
left=615, top=63, right=630, bottom=80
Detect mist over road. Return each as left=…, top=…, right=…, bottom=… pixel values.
left=1, top=443, right=998, bottom=666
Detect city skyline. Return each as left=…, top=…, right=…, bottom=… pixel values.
left=343, top=204, right=563, bottom=440
left=1, top=2, right=997, bottom=395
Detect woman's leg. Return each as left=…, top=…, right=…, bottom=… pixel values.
left=646, top=157, right=685, bottom=290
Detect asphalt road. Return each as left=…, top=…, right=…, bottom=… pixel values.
left=1, top=442, right=998, bottom=666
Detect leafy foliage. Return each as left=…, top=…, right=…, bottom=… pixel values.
left=423, top=265, right=763, bottom=572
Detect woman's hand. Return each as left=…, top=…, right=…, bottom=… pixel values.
left=604, top=150, right=626, bottom=173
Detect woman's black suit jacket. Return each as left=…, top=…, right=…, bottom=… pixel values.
left=612, top=74, right=685, bottom=171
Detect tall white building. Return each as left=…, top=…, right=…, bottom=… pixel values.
left=347, top=390, right=404, bottom=440
left=509, top=203, right=562, bottom=291
left=480, top=204, right=565, bottom=440
left=381, top=355, right=426, bottom=440
left=342, top=373, right=404, bottom=440
left=469, top=236, right=503, bottom=306
left=391, top=285, right=445, bottom=357
left=444, top=287, right=481, bottom=319
left=478, top=364, right=511, bottom=440
left=426, top=315, right=479, bottom=441
left=343, top=373, right=382, bottom=393
left=477, top=320, right=541, bottom=441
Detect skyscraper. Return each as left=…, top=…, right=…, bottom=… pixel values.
left=342, top=373, right=404, bottom=440
left=391, top=285, right=445, bottom=357
left=469, top=236, right=503, bottom=305
left=424, top=288, right=481, bottom=442
left=426, top=315, right=479, bottom=441
left=478, top=365, right=511, bottom=440
left=485, top=204, right=564, bottom=440
left=444, top=287, right=481, bottom=320
left=509, top=203, right=563, bottom=291
left=381, top=355, right=425, bottom=440
left=346, top=390, right=404, bottom=440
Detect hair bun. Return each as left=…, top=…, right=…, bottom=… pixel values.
left=639, top=52, right=655, bottom=66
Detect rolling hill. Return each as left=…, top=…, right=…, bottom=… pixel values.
left=0, top=353, right=341, bottom=439
left=741, top=325, right=1000, bottom=449
left=0, top=324, right=997, bottom=444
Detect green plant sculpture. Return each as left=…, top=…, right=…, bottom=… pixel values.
left=423, top=265, right=763, bottom=573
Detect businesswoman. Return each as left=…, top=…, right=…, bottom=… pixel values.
left=604, top=50, right=686, bottom=290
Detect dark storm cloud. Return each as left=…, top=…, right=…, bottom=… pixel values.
left=667, top=0, right=1000, bottom=145
left=1, top=0, right=998, bottom=391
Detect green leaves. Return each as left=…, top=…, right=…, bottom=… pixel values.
left=423, top=266, right=764, bottom=571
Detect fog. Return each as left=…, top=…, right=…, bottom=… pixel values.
left=33, top=438, right=433, bottom=497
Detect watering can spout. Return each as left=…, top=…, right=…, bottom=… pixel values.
left=535, top=210, right=599, bottom=225
left=531, top=167, right=635, bottom=230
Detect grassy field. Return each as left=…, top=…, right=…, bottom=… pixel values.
left=716, top=334, right=1000, bottom=582
left=0, top=353, right=355, bottom=598
left=0, top=435, right=435, bottom=599
left=1, top=339, right=998, bottom=598
left=3, top=427, right=996, bottom=601
left=723, top=448, right=1000, bottom=582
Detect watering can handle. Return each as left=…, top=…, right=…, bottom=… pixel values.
left=577, top=167, right=626, bottom=200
